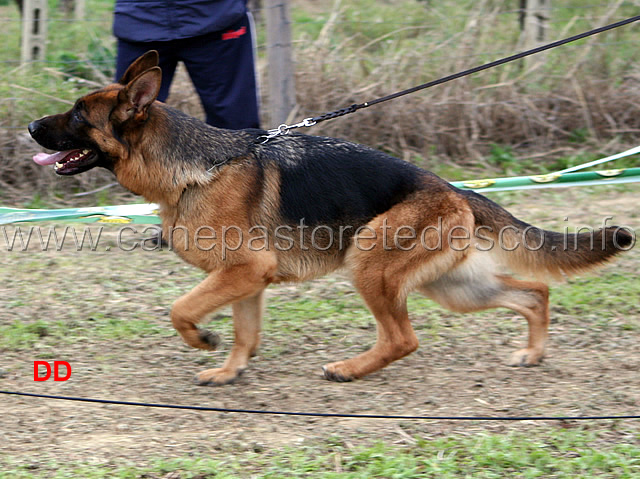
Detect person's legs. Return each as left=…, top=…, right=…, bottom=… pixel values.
left=115, top=39, right=179, bottom=102
left=180, top=14, right=260, bottom=129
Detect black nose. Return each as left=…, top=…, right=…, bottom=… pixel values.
left=28, top=120, right=41, bottom=138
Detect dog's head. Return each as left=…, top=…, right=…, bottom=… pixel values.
left=28, top=51, right=162, bottom=176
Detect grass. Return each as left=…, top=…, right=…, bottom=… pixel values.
left=0, top=0, right=115, bottom=116
left=553, top=273, right=640, bottom=319
left=0, top=316, right=171, bottom=350
left=1, top=429, right=639, bottom=478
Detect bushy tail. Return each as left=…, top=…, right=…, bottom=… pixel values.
left=460, top=189, right=634, bottom=279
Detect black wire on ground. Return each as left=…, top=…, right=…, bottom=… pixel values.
left=1, top=390, right=639, bottom=421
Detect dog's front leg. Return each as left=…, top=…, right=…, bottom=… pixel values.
left=195, top=290, right=265, bottom=385
left=170, top=261, right=274, bottom=385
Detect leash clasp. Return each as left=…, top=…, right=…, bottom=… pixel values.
left=259, top=117, right=316, bottom=144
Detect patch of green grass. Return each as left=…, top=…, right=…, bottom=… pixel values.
left=548, top=151, right=640, bottom=174
left=482, top=144, right=639, bottom=177
left=263, top=285, right=446, bottom=338
left=267, top=294, right=370, bottom=330
left=551, top=272, right=640, bottom=321
left=90, top=316, right=170, bottom=340
left=23, top=193, right=48, bottom=210
left=431, top=163, right=469, bottom=181
left=0, top=457, right=230, bottom=479
left=569, top=127, right=590, bottom=144
left=0, top=316, right=170, bottom=350
left=487, top=143, right=520, bottom=174
left=2, top=429, right=639, bottom=478
left=0, top=319, right=54, bottom=349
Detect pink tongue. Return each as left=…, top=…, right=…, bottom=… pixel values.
left=33, top=151, right=71, bottom=166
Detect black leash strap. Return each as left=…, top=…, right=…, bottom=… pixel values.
left=260, top=14, right=640, bottom=142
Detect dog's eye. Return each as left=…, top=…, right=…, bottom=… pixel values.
left=72, top=110, right=84, bottom=123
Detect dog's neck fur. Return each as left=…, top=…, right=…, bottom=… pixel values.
left=114, top=103, right=254, bottom=208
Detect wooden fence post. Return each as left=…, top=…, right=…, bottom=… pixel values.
left=265, top=0, right=296, bottom=126
left=59, top=0, right=84, bottom=19
left=519, top=0, right=551, bottom=62
left=20, top=0, right=48, bottom=64
left=74, top=0, right=85, bottom=21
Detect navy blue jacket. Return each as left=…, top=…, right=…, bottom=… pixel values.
left=113, top=0, right=247, bottom=43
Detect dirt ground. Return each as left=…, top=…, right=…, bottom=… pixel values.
left=0, top=187, right=639, bottom=471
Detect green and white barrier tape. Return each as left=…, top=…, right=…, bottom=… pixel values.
left=0, top=203, right=161, bottom=225
left=555, top=145, right=640, bottom=174
left=1, top=168, right=639, bottom=226
left=452, top=166, right=640, bottom=192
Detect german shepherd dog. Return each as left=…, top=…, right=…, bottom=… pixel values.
left=29, top=51, right=633, bottom=385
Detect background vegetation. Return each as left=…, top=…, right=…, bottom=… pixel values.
left=1, top=0, right=640, bottom=205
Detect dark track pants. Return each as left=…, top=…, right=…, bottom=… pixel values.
left=115, top=13, right=260, bottom=129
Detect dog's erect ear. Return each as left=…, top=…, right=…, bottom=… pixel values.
left=118, top=50, right=160, bottom=85
left=115, top=67, right=162, bottom=122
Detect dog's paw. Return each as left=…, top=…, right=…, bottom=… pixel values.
left=322, top=362, right=355, bottom=382
left=508, top=348, right=544, bottom=367
left=197, top=329, right=221, bottom=350
left=194, top=367, right=242, bottom=386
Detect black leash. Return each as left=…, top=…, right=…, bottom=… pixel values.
left=260, top=14, right=640, bottom=142
left=2, top=390, right=640, bottom=421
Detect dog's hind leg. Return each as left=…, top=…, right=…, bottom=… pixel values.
left=322, top=274, right=419, bottom=382
left=322, top=195, right=473, bottom=382
left=419, top=260, right=550, bottom=366
left=496, top=276, right=550, bottom=367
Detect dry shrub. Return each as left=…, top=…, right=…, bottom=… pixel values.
left=0, top=98, right=118, bottom=205
left=293, top=45, right=640, bottom=172
left=286, top=0, right=640, bottom=171
left=7, top=64, right=640, bottom=206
